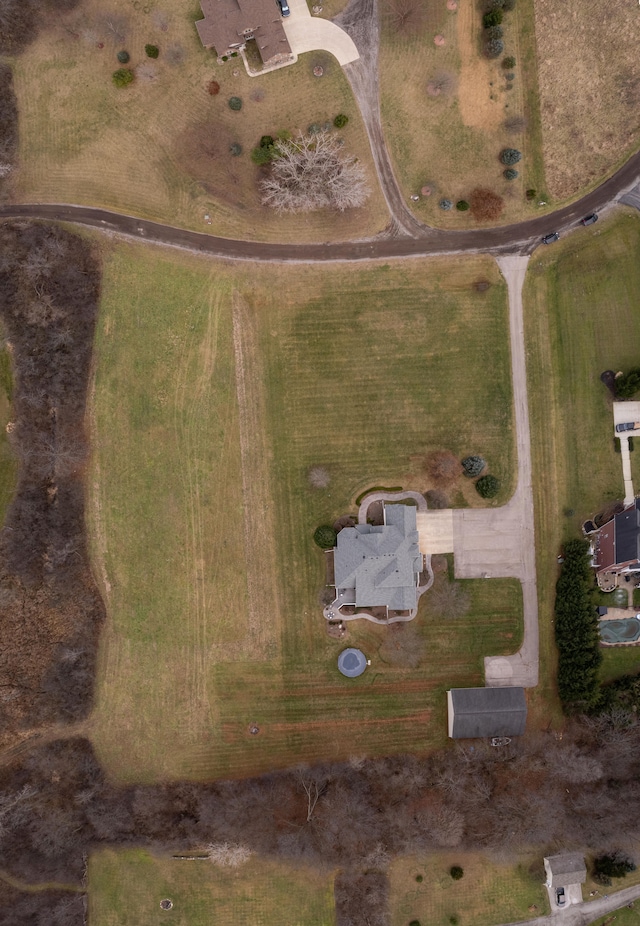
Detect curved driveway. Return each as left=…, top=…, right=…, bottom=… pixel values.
left=1, top=170, right=638, bottom=263
left=283, top=0, right=359, bottom=65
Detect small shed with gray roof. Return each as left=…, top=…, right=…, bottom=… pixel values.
left=332, top=504, right=423, bottom=617
left=544, top=853, right=587, bottom=888
left=447, top=687, right=527, bottom=739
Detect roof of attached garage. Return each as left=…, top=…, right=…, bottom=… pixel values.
left=448, top=687, right=527, bottom=739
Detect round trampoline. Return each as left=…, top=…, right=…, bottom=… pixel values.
left=338, top=648, right=367, bottom=678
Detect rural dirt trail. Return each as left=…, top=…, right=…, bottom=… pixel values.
left=335, top=0, right=432, bottom=238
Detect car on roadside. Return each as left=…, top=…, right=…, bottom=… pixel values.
left=556, top=888, right=566, bottom=907
left=542, top=232, right=560, bottom=244
left=277, top=0, right=290, bottom=15
left=581, top=213, right=598, bottom=226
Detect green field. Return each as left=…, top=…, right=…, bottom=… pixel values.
left=524, top=210, right=640, bottom=694
left=389, top=853, right=548, bottom=926
left=88, top=242, right=521, bottom=782
left=89, top=849, right=335, bottom=926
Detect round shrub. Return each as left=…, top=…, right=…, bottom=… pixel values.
left=526, top=188, right=537, bottom=199
left=228, top=96, right=242, bottom=111
left=502, top=55, right=516, bottom=68
left=314, top=525, right=337, bottom=549
left=449, top=918, right=459, bottom=926
left=500, top=147, right=522, bottom=165
left=410, top=921, right=421, bottom=926
left=251, top=145, right=275, bottom=165
left=484, top=38, right=504, bottom=58
left=230, top=142, right=242, bottom=156
left=450, top=866, right=464, bottom=881
left=439, top=199, right=453, bottom=210
left=221, top=55, right=228, bottom=61
left=504, top=168, right=519, bottom=180
left=208, top=80, right=220, bottom=95
left=415, top=875, right=423, bottom=883
left=505, top=72, right=515, bottom=81
left=483, top=8, right=503, bottom=27
left=456, top=200, right=470, bottom=211
left=476, top=474, right=500, bottom=498
left=502, top=0, right=515, bottom=9
left=487, top=0, right=505, bottom=8
left=485, top=25, right=503, bottom=39
left=307, top=122, right=322, bottom=134
left=462, top=455, right=486, bottom=478
left=145, top=44, right=159, bottom=58
left=334, top=113, right=349, bottom=128
left=260, top=134, right=275, bottom=148
left=116, top=50, right=130, bottom=63
left=112, top=68, right=134, bottom=87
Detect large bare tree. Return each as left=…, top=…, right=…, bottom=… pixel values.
left=260, top=132, right=370, bottom=214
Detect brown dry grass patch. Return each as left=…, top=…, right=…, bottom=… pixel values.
left=10, top=0, right=387, bottom=242
left=534, top=0, right=640, bottom=200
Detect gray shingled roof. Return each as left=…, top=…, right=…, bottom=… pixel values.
left=333, top=504, right=422, bottom=613
left=448, top=687, right=527, bottom=739
left=544, top=853, right=587, bottom=887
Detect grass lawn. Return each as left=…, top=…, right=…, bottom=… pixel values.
left=10, top=2, right=387, bottom=243
left=524, top=210, right=640, bottom=703
left=378, top=0, right=546, bottom=227
left=533, top=0, right=640, bottom=202
left=0, top=342, right=17, bottom=526
left=88, top=242, right=521, bottom=782
left=389, top=853, right=548, bottom=926
left=89, top=849, right=335, bottom=926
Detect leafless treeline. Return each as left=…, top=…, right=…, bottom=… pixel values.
left=0, top=64, right=17, bottom=188
left=2, top=714, right=640, bottom=923
left=0, top=222, right=104, bottom=736
left=0, top=0, right=80, bottom=55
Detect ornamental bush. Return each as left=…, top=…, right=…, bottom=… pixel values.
left=462, top=455, right=486, bottom=478
left=485, top=25, right=503, bottom=39
left=145, top=44, right=159, bottom=58
left=456, top=200, right=470, bottom=211
left=526, top=188, right=537, bottom=199
left=112, top=68, right=134, bottom=87
left=503, top=55, right=516, bottom=68
left=116, top=50, right=130, bottom=63
left=313, top=525, right=337, bottom=549
left=504, top=168, right=519, bottom=180
left=228, top=96, right=242, bottom=110
left=439, top=199, right=453, bottom=210
left=484, top=38, right=504, bottom=58
left=616, top=367, right=640, bottom=398
left=483, top=8, right=503, bottom=27
left=251, top=145, right=275, bottom=165
left=308, top=122, right=322, bottom=134
left=500, top=147, right=522, bottom=165
left=450, top=866, right=464, bottom=881
left=476, top=474, right=500, bottom=498
left=230, top=142, right=242, bottom=156
left=502, top=0, right=515, bottom=9
left=593, top=853, right=636, bottom=880
left=334, top=113, right=349, bottom=128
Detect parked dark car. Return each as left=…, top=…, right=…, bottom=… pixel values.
left=581, top=213, right=598, bottom=226
left=542, top=232, right=560, bottom=244
left=616, top=422, right=639, bottom=432
left=277, top=0, right=290, bottom=15
left=556, top=888, right=566, bottom=907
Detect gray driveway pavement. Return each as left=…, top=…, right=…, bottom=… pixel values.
left=496, top=882, right=640, bottom=926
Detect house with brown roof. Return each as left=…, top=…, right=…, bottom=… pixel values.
left=195, top=0, right=293, bottom=67
left=591, top=497, right=640, bottom=588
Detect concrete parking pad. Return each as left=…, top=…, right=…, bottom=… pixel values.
left=283, top=0, right=359, bottom=65
left=415, top=510, right=454, bottom=554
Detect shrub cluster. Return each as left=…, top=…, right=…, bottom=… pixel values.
left=228, top=96, right=242, bottom=111
left=482, top=0, right=515, bottom=60
left=592, top=852, right=636, bottom=884
left=145, top=44, right=160, bottom=58
left=112, top=67, right=134, bottom=88
left=251, top=134, right=279, bottom=165
left=334, top=113, right=349, bottom=128
left=314, top=525, right=337, bottom=549
left=475, top=474, right=500, bottom=498
left=116, top=49, right=130, bottom=64
left=500, top=147, right=522, bottom=165
left=554, top=539, right=601, bottom=711
left=0, top=63, right=18, bottom=184
left=615, top=367, right=640, bottom=398
left=462, top=455, right=486, bottom=478
left=470, top=187, right=504, bottom=220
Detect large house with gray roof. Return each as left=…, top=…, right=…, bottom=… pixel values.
left=331, top=504, right=423, bottom=619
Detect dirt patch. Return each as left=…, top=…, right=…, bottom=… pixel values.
left=534, top=0, right=640, bottom=199
left=179, top=122, right=248, bottom=209
left=456, top=0, right=501, bottom=131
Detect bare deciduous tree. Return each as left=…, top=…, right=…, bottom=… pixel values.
left=260, top=133, right=370, bottom=214
left=382, top=0, right=426, bottom=37
left=207, top=842, right=253, bottom=867
left=309, top=465, right=331, bottom=488
left=425, top=450, right=462, bottom=487
left=427, top=577, right=471, bottom=619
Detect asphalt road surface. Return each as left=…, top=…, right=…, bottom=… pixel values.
left=1, top=155, right=639, bottom=263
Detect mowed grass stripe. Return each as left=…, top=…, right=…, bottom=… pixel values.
left=89, top=249, right=520, bottom=782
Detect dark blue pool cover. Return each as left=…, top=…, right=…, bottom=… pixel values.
left=338, top=648, right=367, bottom=678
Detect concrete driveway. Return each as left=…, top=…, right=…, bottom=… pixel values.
left=282, top=0, right=359, bottom=65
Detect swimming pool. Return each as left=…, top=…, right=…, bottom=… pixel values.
left=599, top=618, right=640, bottom=645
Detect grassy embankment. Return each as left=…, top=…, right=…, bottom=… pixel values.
left=88, top=243, right=522, bottom=784
left=10, top=0, right=387, bottom=242
left=379, top=0, right=546, bottom=227
left=524, top=210, right=640, bottom=696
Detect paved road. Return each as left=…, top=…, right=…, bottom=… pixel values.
left=1, top=164, right=639, bottom=263
left=452, top=256, right=538, bottom=688
left=497, top=882, right=640, bottom=926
